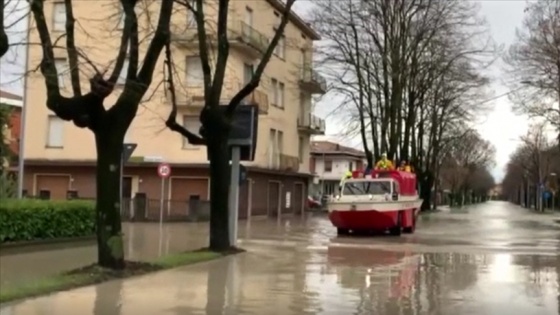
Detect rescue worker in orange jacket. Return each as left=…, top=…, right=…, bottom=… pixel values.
left=375, top=153, right=394, bottom=170
left=397, top=160, right=412, bottom=172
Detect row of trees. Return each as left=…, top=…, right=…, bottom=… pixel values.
left=309, top=0, right=497, bottom=209
left=0, top=0, right=294, bottom=269
left=501, top=1, right=559, bottom=211
left=501, top=123, right=559, bottom=211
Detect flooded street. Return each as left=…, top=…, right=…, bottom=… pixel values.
left=1, top=201, right=559, bottom=314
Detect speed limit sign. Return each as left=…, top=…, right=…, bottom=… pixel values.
left=157, top=163, right=171, bottom=178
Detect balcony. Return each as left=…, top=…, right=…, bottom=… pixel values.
left=298, top=113, right=325, bottom=135
left=171, top=21, right=269, bottom=60
left=173, top=83, right=269, bottom=114
left=299, top=64, right=327, bottom=94
left=268, top=153, right=300, bottom=172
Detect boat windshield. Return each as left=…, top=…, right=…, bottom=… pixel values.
left=342, top=180, right=392, bottom=195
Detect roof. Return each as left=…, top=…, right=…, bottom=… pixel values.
left=266, top=0, right=321, bottom=40
left=0, top=90, right=22, bottom=101
left=311, top=141, right=365, bottom=158
left=0, top=90, right=23, bottom=107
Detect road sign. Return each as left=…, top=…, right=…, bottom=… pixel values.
left=157, top=163, right=171, bottom=178
left=122, top=143, right=137, bottom=162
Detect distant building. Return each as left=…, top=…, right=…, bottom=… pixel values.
left=0, top=89, right=23, bottom=161
left=310, top=141, right=366, bottom=195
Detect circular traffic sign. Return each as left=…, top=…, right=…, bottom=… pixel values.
left=157, top=163, right=171, bottom=178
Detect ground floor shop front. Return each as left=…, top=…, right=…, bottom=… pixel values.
left=21, top=161, right=310, bottom=221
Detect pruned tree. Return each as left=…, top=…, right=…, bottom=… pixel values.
left=505, top=1, right=560, bottom=142
left=438, top=129, right=495, bottom=205
left=310, top=0, right=496, bottom=210
left=506, top=123, right=555, bottom=211
left=164, top=0, right=296, bottom=251
left=28, top=0, right=174, bottom=269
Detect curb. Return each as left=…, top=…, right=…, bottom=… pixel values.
left=0, top=236, right=96, bottom=254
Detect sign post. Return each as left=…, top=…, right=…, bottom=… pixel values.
left=157, top=163, right=171, bottom=227
left=225, top=105, right=258, bottom=247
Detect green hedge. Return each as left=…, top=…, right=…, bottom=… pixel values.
left=0, top=199, right=96, bottom=243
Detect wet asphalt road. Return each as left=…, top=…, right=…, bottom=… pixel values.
left=0, top=201, right=559, bottom=314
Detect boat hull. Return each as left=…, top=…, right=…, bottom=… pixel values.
left=327, top=199, right=423, bottom=232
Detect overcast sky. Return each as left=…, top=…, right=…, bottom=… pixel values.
left=0, top=0, right=532, bottom=181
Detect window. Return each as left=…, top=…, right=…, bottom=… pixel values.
left=268, top=129, right=277, bottom=167
left=324, top=160, right=332, bottom=172
left=54, top=59, right=67, bottom=88
left=271, top=79, right=278, bottom=105
left=243, top=63, right=253, bottom=84
left=53, top=2, right=66, bottom=32
left=182, top=115, right=202, bottom=148
left=349, top=161, right=354, bottom=171
left=245, top=7, right=253, bottom=26
left=277, top=130, right=283, bottom=154
left=118, top=12, right=125, bottom=29
left=46, top=115, right=64, bottom=148
left=342, top=181, right=392, bottom=196
left=298, top=136, right=304, bottom=162
left=186, top=56, right=203, bottom=86
left=278, top=82, right=284, bottom=108
left=274, top=35, right=285, bottom=59
left=270, top=79, right=284, bottom=107
left=117, top=58, right=129, bottom=85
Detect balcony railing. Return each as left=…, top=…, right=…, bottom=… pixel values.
left=299, top=65, right=327, bottom=94
left=297, top=113, right=325, bottom=135
left=171, top=21, right=269, bottom=59
left=269, top=153, right=300, bottom=172
left=235, top=21, right=270, bottom=54
left=173, top=83, right=269, bottom=114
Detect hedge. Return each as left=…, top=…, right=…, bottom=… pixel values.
left=0, top=199, right=96, bottom=243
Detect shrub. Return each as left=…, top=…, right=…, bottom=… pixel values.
left=0, top=199, right=96, bottom=243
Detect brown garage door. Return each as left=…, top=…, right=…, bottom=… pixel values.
left=294, top=183, right=304, bottom=215
left=268, top=181, right=280, bottom=216
left=170, top=178, right=209, bottom=217
left=35, top=175, right=70, bottom=200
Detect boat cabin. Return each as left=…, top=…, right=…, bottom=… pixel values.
left=338, top=169, right=418, bottom=201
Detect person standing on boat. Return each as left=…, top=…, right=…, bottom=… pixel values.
left=375, top=153, right=394, bottom=170
left=398, top=160, right=412, bottom=172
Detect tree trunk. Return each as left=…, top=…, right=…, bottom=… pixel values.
left=95, top=129, right=125, bottom=269
left=419, top=171, right=434, bottom=211
left=206, top=129, right=231, bottom=251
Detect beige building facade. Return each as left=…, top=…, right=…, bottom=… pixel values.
left=22, top=0, right=326, bottom=219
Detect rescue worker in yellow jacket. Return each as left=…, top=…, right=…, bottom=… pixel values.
left=397, top=160, right=412, bottom=172
left=338, top=170, right=353, bottom=190
left=375, top=153, right=394, bottom=170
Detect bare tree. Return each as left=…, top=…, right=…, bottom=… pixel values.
left=439, top=129, right=495, bottom=205
left=310, top=0, right=496, bottom=210
left=502, top=123, right=555, bottom=211
left=505, top=1, right=560, bottom=141
left=163, top=0, right=296, bottom=251
left=28, top=0, right=174, bottom=269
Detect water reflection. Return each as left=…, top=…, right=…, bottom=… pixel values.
left=93, top=280, right=123, bottom=315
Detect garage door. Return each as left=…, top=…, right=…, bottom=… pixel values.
left=268, top=182, right=280, bottom=216
left=35, top=175, right=70, bottom=200
left=293, top=183, right=304, bottom=215
left=170, top=178, right=209, bottom=217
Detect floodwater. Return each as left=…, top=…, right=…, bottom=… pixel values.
left=1, top=201, right=559, bottom=314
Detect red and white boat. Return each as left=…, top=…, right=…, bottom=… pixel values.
left=327, top=169, right=423, bottom=236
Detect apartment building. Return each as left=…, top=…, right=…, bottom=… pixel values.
left=21, top=0, right=326, bottom=218
left=310, top=141, right=366, bottom=196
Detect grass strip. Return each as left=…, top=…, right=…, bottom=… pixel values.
left=0, top=248, right=242, bottom=304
